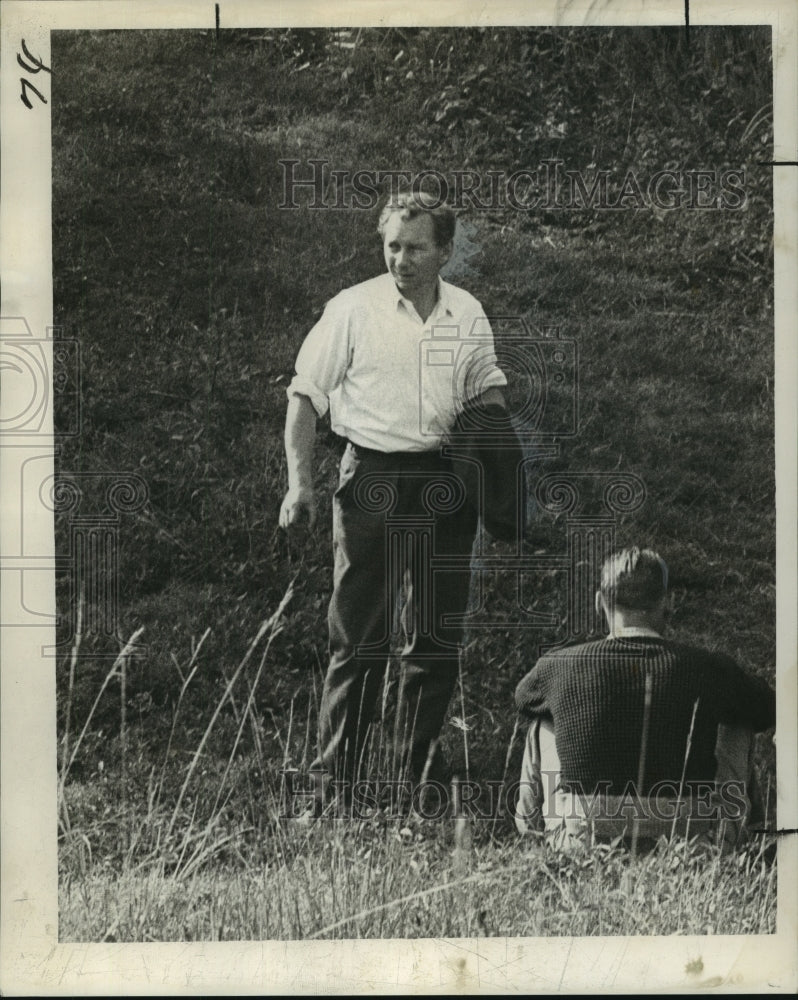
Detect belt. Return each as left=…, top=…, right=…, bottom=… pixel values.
left=346, top=438, right=446, bottom=465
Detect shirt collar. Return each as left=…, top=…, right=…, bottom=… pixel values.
left=436, top=278, right=454, bottom=316
left=386, top=274, right=453, bottom=319
left=610, top=626, right=663, bottom=639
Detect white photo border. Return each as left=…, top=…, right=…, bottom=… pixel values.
left=1, top=0, right=796, bottom=994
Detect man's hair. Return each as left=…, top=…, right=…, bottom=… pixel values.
left=377, top=190, right=456, bottom=247
left=600, top=547, right=669, bottom=611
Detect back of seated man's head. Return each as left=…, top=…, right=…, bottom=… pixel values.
left=600, top=547, right=669, bottom=614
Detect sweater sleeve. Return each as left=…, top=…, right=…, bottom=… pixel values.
left=514, top=658, right=554, bottom=720
left=712, top=653, right=776, bottom=732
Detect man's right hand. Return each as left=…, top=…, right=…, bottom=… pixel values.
left=279, top=486, right=317, bottom=530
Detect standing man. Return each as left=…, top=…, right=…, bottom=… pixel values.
left=279, top=191, right=507, bottom=803
left=514, top=547, right=776, bottom=847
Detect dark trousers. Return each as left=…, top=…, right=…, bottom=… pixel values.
left=314, top=442, right=477, bottom=790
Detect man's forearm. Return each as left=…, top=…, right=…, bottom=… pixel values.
left=284, top=393, right=317, bottom=489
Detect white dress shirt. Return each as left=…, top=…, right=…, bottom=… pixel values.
left=287, top=272, right=507, bottom=452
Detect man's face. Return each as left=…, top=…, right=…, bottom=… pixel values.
left=382, top=212, right=452, bottom=300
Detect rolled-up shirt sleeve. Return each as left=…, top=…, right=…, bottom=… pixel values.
left=458, top=312, right=507, bottom=404
left=286, top=296, right=353, bottom=418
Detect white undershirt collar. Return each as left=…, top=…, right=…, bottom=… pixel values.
left=610, top=626, right=663, bottom=639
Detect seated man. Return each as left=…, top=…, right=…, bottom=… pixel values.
left=514, top=547, right=775, bottom=848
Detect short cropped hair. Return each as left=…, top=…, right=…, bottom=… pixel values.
left=377, top=190, right=456, bottom=247
left=600, top=547, right=669, bottom=611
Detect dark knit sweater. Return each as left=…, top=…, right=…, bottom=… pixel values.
left=514, top=637, right=775, bottom=795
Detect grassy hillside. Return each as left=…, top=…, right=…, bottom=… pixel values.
left=52, top=27, right=776, bottom=939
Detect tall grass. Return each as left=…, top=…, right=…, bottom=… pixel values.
left=59, top=584, right=294, bottom=880
left=59, top=832, right=777, bottom=941
left=58, top=593, right=777, bottom=941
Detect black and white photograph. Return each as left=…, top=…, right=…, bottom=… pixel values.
left=1, top=0, right=796, bottom=993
